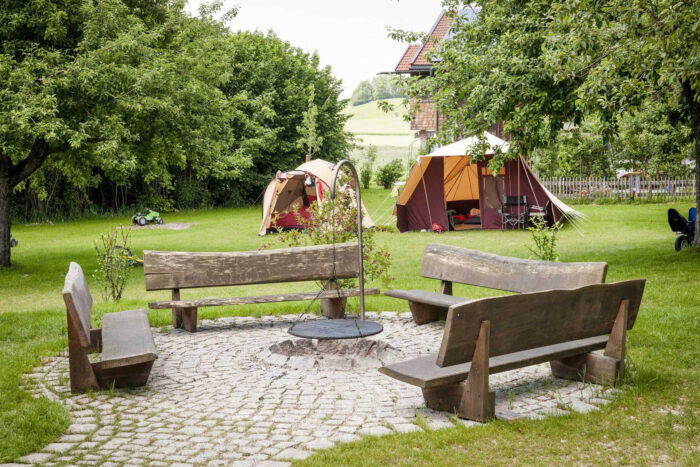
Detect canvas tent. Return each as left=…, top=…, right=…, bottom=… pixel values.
left=259, top=159, right=374, bottom=236
left=395, top=133, right=579, bottom=232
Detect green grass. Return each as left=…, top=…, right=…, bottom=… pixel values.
left=344, top=98, right=418, bottom=166
left=1, top=193, right=699, bottom=464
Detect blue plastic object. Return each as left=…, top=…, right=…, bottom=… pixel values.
left=689, top=207, right=696, bottom=225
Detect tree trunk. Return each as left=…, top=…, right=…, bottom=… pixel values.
left=0, top=177, right=11, bottom=268
left=682, top=80, right=700, bottom=246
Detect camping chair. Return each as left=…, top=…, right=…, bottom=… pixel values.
left=499, top=195, right=528, bottom=230
left=528, top=200, right=551, bottom=226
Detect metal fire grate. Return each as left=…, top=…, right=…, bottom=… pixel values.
left=288, top=319, right=383, bottom=340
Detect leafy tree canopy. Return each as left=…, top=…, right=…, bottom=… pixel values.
left=0, top=0, right=352, bottom=266
left=399, top=0, right=700, bottom=242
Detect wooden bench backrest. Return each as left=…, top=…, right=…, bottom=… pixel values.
left=437, top=279, right=646, bottom=367
left=420, top=244, right=608, bottom=293
left=62, top=262, right=93, bottom=348
left=143, top=242, right=360, bottom=291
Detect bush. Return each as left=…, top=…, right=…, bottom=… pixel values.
left=527, top=217, right=559, bottom=261
left=376, top=159, right=404, bottom=189
left=94, top=228, right=134, bottom=302
left=360, top=162, right=373, bottom=190
left=265, top=171, right=392, bottom=288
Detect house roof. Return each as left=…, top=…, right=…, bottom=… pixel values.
left=393, top=8, right=480, bottom=74
left=395, top=44, right=422, bottom=72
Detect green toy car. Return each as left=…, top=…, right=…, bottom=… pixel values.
left=131, top=208, right=163, bottom=226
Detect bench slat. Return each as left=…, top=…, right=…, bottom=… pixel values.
left=420, top=244, right=608, bottom=293
left=380, top=335, right=609, bottom=389
left=99, top=309, right=157, bottom=370
left=144, top=243, right=360, bottom=290
left=384, top=289, right=471, bottom=308
left=148, top=288, right=380, bottom=309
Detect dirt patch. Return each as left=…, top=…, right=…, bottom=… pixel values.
left=125, top=222, right=195, bottom=231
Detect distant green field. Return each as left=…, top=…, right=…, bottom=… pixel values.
left=343, top=98, right=418, bottom=166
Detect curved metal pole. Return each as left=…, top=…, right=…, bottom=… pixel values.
left=330, top=160, right=365, bottom=320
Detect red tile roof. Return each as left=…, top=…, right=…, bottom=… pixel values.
left=395, top=44, right=421, bottom=72
left=412, top=11, right=455, bottom=66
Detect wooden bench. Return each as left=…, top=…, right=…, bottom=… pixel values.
left=145, top=242, right=380, bottom=332
left=62, top=262, right=157, bottom=393
left=380, top=280, right=645, bottom=422
left=385, top=244, right=608, bottom=324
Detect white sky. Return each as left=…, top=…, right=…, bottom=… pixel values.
left=185, top=0, right=444, bottom=98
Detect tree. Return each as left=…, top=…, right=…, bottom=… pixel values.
left=0, top=0, right=246, bottom=267
left=350, top=80, right=374, bottom=106
left=404, top=0, right=700, bottom=244
left=297, top=85, right=323, bottom=162
left=360, top=145, right=378, bottom=189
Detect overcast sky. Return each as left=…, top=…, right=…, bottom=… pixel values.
left=185, top=0, right=444, bottom=98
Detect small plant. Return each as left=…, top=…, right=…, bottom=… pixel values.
left=527, top=216, right=559, bottom=261
left=94, top=227, right=133, bottom=302
left=508, top=389, right=514, bottom=409
left=360, top=145, right=378, bottom=189
left=376, top=159, right=404, bottom=189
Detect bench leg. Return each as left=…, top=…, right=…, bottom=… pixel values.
left=408, top=301, right=447, bottom=325
left=93, top=360, right=155, bottom=388
left=172, top=308, right=183, bottom=328
left=421, top=321, right=495, bottom=423
left=550, top=299, right=628, bottom=385
left=67, top=318, right=99, bottom=393
left=320, top=281, right=346, bottom=319
left=180, top=307, right=198, bottom=333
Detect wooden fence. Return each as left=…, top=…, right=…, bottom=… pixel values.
left=539, top=177, right=696, bottom=202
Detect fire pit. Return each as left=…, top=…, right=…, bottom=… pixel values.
left=265, top=338, right=404, bottom=370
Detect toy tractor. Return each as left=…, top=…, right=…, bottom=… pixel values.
left=131, top=208, right=163, bottom=226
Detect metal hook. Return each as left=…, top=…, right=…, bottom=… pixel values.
left=330, top=160, right=365, bottom=320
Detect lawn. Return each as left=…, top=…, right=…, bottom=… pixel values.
left=1, top=192, right=698, bottom=464
left=344, top=98, right=419, bottom=167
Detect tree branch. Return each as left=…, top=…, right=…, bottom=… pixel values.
left=8, top=139, right=70, bottom=187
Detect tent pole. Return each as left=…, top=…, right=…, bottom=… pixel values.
left=418, top=158, right=434, bottom=229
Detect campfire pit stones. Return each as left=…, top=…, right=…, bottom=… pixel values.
left=266, top=338, right=405, bottom=371
left=20, top=313, right=616, bottom=466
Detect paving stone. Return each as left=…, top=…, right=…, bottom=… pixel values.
left=274, top=448, right=312, bottom=461
left=43, top=443, right=74, bottom=453
left=18, top=453, right=53, bottom=464
left=305, top=439, right=335, bottom=450
left=359, top=426, right=393, bottom=436
left=19, top=315, right=609, bottom=465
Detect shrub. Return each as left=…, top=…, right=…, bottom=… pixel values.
left=376, top=159, right=404, bottom=189
left=94, top=227, right=134, bottom=302
left=360, top=162, right=372, bottom=189
left=527, top=217, right=559, bottom=261
left=266, top=173, right=392, bottom=288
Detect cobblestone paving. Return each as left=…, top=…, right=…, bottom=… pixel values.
left=19, top=312, right=616, bottom=466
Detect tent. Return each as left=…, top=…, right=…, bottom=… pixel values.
left=259, top=159, right=374, bottom=236
left=395, top=133, right=579, bottom=232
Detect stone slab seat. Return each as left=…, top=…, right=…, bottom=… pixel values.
left=384, top=244, right=608, bottom=325
left=144, top=242, right=379, bottom=333
left=379, top=279, right=646, bottom=423
left=63, top=262, right=157, bottom=393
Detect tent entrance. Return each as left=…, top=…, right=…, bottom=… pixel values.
left=444, top=157, right=482, bottom=231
